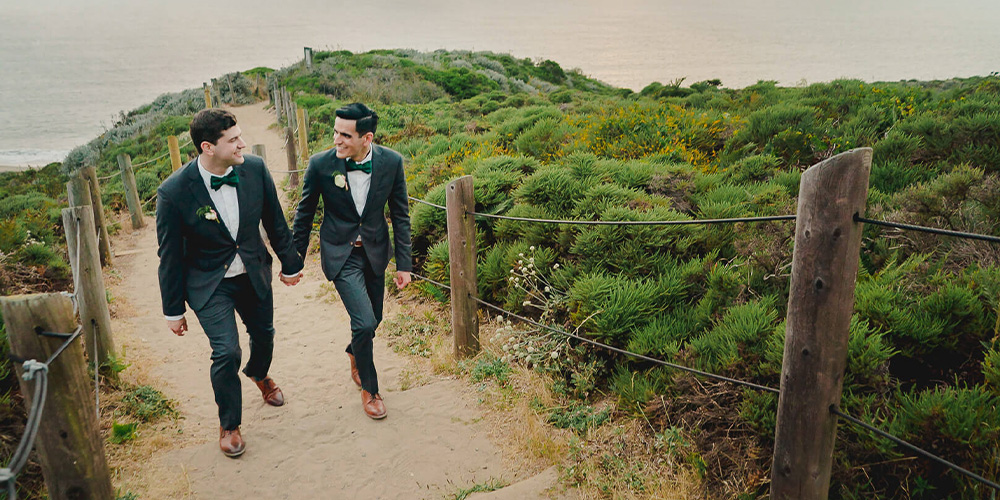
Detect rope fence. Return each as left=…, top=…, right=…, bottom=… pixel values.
left=406, top=192, right=1000, bottom=493
left=1, top=325, right=83, bottom=500
left=96, top=139, right=193, bottom=180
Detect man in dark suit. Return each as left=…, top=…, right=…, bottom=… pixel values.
left=292, top=103, right=412, bottom=419
left=156, top=109, right=303, bottom=457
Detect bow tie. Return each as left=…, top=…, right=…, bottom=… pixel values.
left=346, top=159, right=372, bottom=174
left=210, top=170, right=240, bottom=190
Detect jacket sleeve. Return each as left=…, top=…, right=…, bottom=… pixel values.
left=388, top=156, right=412, bottom=272
left=260, top=164, right=303, bottom=275
left=292, top=157, right=321, bottom=260
left=156, top=187, right=186, bottom=317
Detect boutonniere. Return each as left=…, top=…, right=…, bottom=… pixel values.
left=333, top=173, right=348, bottom=190
left=196, top=205, right=219, bottom=222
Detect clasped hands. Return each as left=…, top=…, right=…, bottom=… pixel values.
left=279, top=271, right=303, bottom=286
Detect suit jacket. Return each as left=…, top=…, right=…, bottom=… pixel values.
left=291, top=144, right=412, bottom=280
left=156, top=155, right=303, bottom=316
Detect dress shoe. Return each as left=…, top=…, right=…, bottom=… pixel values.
left=347, top=353, right=362, bottom=388
left=219, top=427, right=245, bottom=457
left=361, top=390, right=387, bottom=420
left=253, top=376, right=285, bottom=406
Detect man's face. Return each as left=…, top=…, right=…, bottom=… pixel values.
left=203, top=125, right=246, bottom=166
left=333, top=117, right=372, bottom=161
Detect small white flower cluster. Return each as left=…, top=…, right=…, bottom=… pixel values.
left=488, top=315, right=567, bottom=370
left=23, top=230, right=40, bottom=247
left=505, top=246, right=567, bottom=322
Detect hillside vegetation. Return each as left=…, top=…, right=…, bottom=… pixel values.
left=1, top=49, right=998, bottom=499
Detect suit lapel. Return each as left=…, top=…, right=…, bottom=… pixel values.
left=187, top=161, right=235, bottom=242
left=235, top=164, right=249, bottom=241
left=360, top=146, right=382, bottom=219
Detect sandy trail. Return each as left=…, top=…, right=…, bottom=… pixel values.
left=109, top=102, right=567, bottom=499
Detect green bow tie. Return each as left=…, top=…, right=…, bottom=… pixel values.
left=210, top=170, right=240, bottom=190
left=346, top=159, right=372, bottom=174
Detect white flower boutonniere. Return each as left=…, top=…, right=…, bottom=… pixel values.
left=196, top=205, right=219, bottom=222
left=334, top=173, right=348, bottom=190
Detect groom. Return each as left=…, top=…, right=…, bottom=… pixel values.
left=292, top=102, right=412, bottom=419
left=156, top=108, right=303, bottom=457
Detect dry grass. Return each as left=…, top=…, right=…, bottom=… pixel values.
left=383, top=295, right=700, bottom=499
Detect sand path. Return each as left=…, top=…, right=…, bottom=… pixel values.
left=110, top=102, right=566, bottom=499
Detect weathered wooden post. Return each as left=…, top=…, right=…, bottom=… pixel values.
left=116, top=153, right=145, bottom=230
left=285, top=127, right=299, bottom=188
left=303, top=108, right=310, bottom=137
left=771, top=148, right=872, bottom=500
left=251, top=144, right=267, bottom=162
left=273, top=83, right=283, bottom=124
left=284, top=89, right=295, bottom=129
left=168, top=135, right=182, bottom=172
left=304, top=46, right=314, bottom=69
left=446, top=176, right=479, bottom=357
left=0, top=293, right=115, bottom=499
left=225, top=74, right=235, bottom=103
left=297, top=107, right=309, bottom=164
left=80, top=166, right=113, bottom=267
left=267, top=75, right=275, bottom=108
left=61, top=207, right=116, bottom=373
left=203, top=82, right=212, bottom=108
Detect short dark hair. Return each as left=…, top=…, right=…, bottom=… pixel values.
left=335, top=103, right=378, bottom=135
left=190, top=109, right=238, bottom=153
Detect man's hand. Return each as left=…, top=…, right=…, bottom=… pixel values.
left=167, top=317, right=188, bottom=336
left=280, top=271, right=303, bottom=286
left=394, top=271, right=411, bottom=290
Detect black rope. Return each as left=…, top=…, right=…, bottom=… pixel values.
left=408, top=196, right=447, bottom=211
left=410, top=271, right=451, bottom=292
left=44, top=326, right=84, bottom=366
left=831, top=406, right=1000, bottom=492
left=856, top=215, right=1000, bottom=244
left=468, top=294, right=780, bottom=394
left=467, top=211, right=797, bottom=226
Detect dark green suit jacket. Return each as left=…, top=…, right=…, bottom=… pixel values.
left=291, top=145, right=412, bottom=279
left=156, top=155, right=303, bottom=316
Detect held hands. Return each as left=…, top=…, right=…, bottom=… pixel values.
left=394, top=271, right=411, bottom=290
left=280, top=271, right=303, bottom=286
left=167, top=317, right=188, bottom=336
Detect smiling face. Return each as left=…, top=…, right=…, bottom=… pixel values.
left=333, top=117, right=372, bottom=161
left=202, top=125, right=246, bottom=168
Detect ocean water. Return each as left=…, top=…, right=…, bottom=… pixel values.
left=1, top=0, right=998, bottom=167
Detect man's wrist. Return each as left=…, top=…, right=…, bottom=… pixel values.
left=165, top=314, right=185, bottom=321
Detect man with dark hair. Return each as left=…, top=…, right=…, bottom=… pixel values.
left=156, top=108, right=304, bottom=457
left=292, top=102, right=412, bottom=419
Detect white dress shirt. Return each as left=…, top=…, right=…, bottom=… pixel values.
left=164, top=159, right=245, bottom=321
left=347, top=145, right=374, bottom=217
left=347, top=146, right=373, bottom=245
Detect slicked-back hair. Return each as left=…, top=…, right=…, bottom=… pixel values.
left=190, top=109, right=238, bottom=153
left=335, top=103, right=378, bottom=136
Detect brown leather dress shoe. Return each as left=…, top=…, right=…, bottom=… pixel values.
left=254, top=376, right=285, bottom=406
left=361, top=390, right=386, bottom=419
left=220, top=427, right=245, bottom=458
left=347, top=353, right=362, bottom=388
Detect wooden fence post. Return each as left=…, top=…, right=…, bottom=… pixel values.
left=62, top=207, right=117, bottom=373
left=771, top=148, right=872, bottom=500
left=226, top=74, right=235, bottom=104
left=297, top=107, right=309, bottom=164
left=168, top=135, right=182, bottom=172
left=116, top=153, right=145, bottom=230
left=285, top=127, right=299, bottom=188
left=446, top=175, right=479, bottom=357
left=273, top=82, right=283, bottom=124
left=251, top=144, right=267, bottom=163
left=66, top=172, right=93, bottom=211
left=80, top=166, right=113, bottom=267
left=304, top=46, right=313, bottom=69
left=303, top=108, right=310, bottom=137
left=0, top=293, right=115, bottom=499
left=203, top=82, right=212, bottom=109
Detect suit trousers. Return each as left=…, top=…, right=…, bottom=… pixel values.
left=334, top=246, right=385, bottom=395
left=192, top=274, right=275, bottom=430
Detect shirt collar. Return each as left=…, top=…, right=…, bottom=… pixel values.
left=197, top=157, right=234, bottom=189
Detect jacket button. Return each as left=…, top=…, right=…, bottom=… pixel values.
left=224, top=265, right=228, bottom=269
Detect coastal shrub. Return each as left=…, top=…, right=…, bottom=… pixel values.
left=513, top=117, right=567, bottom=160
left=493, top=204, right=567, bottom=250
left=514, top=166, right=592, bottom=215
left=571, top=206, right=696, bottom=276
left=0, top=220, right=28, bottom=253
left=567, top=272, right=688, bottom=344
left=422, top=240, right=451, bottom=286
left=16, top=243, right=69, bottom=279
left=688, top=297, right=780, bottom=373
